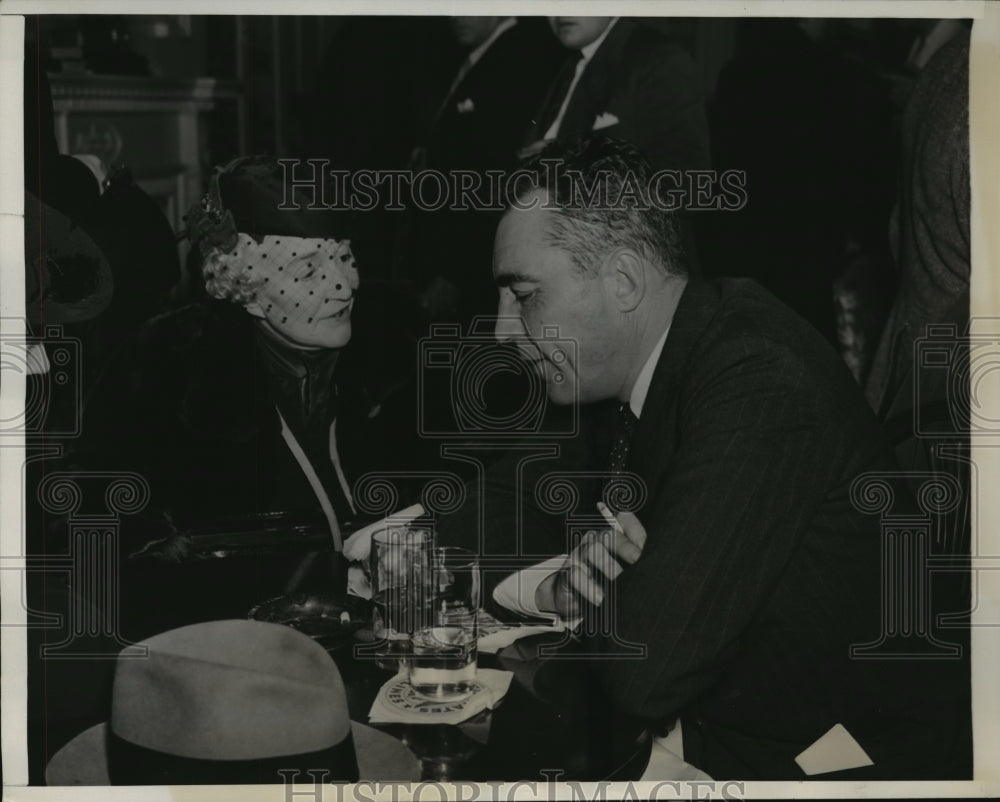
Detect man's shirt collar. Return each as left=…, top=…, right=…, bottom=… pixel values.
left=628, top=324, right=670, bottom=418
left=580, top=17, right=619, bottom=62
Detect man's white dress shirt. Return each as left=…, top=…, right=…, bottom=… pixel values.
left=543, top=18, right=620, bottom=140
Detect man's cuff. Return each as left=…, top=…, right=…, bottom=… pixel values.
left=491, top=555, right=569, bottom=620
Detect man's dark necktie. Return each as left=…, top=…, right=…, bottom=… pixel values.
left=609, top=403, right=639, bottom=475
left=532, top=51, right=584, bottom=140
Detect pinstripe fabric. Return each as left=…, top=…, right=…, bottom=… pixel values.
left=437, top=278, right=970, bottom=778
left=586, top=279, right=968, bottom=779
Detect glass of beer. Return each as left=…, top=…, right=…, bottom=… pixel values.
left=370, top=527, right=433, bottom=671
left=409, top=547, right=480, bottom=702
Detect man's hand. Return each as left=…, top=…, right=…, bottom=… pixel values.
left=535, top=510, right=647, bottom=619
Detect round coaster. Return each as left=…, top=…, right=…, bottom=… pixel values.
left=381, top=676, right=488, bottom=716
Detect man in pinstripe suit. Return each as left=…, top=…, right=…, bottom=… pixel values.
left=462, top=136, right=971, bottom=779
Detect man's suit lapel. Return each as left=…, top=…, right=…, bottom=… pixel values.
left=436, top=25, right=516, bottom=132
left=627, top=280, right=723, bottom=491
left=561, top=19, right=634, bottom=136
left=528, top=53, right=579, bottom=142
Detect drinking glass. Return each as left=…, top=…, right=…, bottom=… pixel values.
left=370, top=527, right=433, bottom=671
left=408, top=547, right=480, bottom=701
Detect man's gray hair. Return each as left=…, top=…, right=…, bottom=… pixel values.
left=512, top=136, right=687, bottom=278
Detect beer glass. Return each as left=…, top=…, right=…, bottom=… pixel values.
left=409, top=547, right=480, bottom=701
left=370, top=527, right=433, bottom=670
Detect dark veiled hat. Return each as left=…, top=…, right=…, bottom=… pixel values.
left=185, top=156, right=351, bottom=258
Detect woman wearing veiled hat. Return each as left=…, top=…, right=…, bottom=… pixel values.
left=32, top=157, right=443, bottom=778
left=77, top=156, right=431, bottom=555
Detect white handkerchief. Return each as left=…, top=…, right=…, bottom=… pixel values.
left=347, top=564, right=372, bottom=600
left=368, top=668, right=513, bottom=725
left=342, top=504, right=425, bottom=563
left=641, top=742, right=713, bottom=781
left=593, top=111, right=620, bottom=131
left=795, top=723, right=874, bottom=776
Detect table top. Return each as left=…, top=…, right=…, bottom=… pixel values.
left=339, top=634, right=652, bottom=782
left=29, top=537, right=653, bottom=784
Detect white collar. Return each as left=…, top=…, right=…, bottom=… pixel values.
left=468, top=17, right=517, bottom=68
left=628, top=324, right=670, bottom=418
left=580, top=17, right=619, bottom=62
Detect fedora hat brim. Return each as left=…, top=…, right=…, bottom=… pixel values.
left=46, top=721, right=421, bottom=785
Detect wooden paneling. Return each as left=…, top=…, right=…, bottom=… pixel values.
left=49, top=74, right=242, bottom=232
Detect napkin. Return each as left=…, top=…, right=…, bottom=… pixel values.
left=368, top=669, right=513, bottom=725
left=347, top=564, right=372, bottom=600
left=795, top=723, right=873, bottom=775
left=642, top=739, right=714, bottom=781
left=342, top=504, right=426, bottom=563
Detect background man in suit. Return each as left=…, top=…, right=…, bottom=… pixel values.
left=520, top=17, right=710, bottom=274
left=416, top=17, right=560, bottom=175
left=864, top=28, right=970, bottom=423
left=411, top=17, right=561, bottom=322
left=521, top=17, right=710, bottom=172
left=443, top=136, right=969, bottom=780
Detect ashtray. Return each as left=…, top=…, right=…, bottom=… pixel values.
left=248, top=592, right=368, bottom=649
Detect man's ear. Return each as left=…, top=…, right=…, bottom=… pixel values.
left=607, top=248, right=645, bottom=312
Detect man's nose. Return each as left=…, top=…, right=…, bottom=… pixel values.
left=494, top=298, right=526, bottom=342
